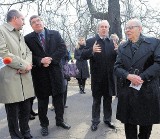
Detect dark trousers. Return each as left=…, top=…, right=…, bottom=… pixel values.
left=77, top=78, right=86, bottom=90
left=38, top=93, right=64, bottom=127
left=30, top=97, right=36, bottom=114
left=92, top=94, right=112, bottom=125
left=124, top=123, right=152, bottom=139
left=63, top=81, right=68, bottom=106
left=5, top=99, right=31, bottom=139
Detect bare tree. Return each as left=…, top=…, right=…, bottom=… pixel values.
left=0, top=0, right=159, bottom=50
left=86, top=0, right=122, bottom=39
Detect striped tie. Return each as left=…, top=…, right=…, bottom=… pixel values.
left=40, top=33, right=45, bottom=49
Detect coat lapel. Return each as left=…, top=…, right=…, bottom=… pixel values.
left=121, top=43, right=132, bottom=60
left=131, top=44, right=150, bottom=65
left=31, top=32, right=44, bottom=50
left=44, top=29, right=51, bottom=53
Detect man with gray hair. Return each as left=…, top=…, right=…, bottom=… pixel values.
left=0, top=9, right=35, bottom=139
left=114, top=18, right=160, bottom=139
left=81, top=20, right=117, bottom=131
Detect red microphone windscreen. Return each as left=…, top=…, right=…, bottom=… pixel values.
left=3, top=57, right=12, bottom=64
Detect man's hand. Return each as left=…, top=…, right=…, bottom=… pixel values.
left=41, top=57, right=52, bottom=64
left=127, top=74, right=144, bottom=86
left=17, top=64, right=32, bottom=74
left=25, top=64, right=32, bottom=71
left=41, top=57, right=52, bottom=67
left=43, top=63, right=49, bottom=67
left=93, top=41, right=101, bottom=53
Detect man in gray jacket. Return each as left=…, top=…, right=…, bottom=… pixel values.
left=0, top=10, right=35, bottom=139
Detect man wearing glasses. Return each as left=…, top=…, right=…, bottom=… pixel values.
left=25, top=15, right=71, bottom=137
left=114, top=18, right=160, bottom=139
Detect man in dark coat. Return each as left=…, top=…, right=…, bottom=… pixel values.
left=81, top=20, right=117, bottom=131
left=25, top=15, right=71, bottom=136
left=114, top=18, right=160, bottom=139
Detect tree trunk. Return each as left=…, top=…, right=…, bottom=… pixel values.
left=108, top=0, right=122, bottom=39
left=87, top=0, right=122, bottom=39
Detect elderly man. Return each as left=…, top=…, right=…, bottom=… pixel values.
left=114, top=18, right=160, bottom=139
left=81, top=20, right=117, bottom=131
left=0, top=10, right=35, bottom=139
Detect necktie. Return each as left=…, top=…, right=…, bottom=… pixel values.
left=40, top=33, right=45, bottom=49
left=131, top=43, right=138, bottom=55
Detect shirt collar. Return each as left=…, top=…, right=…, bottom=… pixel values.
left=38, top=30, right=45, bottom=37
left=96, top=34, right=110, bottom=41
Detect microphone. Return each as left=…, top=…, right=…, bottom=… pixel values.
left=3, top=57, right=12, bottom=64
left=0, top=57, right=12, bottom=69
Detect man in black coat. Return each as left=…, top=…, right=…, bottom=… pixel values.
left=81, top=20, right=117, bottom=131
left=114, top=18, right=160, bottom=139
left=25, top=15, right=71, bottom=136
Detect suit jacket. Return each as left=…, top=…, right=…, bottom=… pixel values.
left=25, top=28, right=66, bottom=98
left=114, top=36, right=160, bottom=125
left=0, top=23, right=35, bottom=103
left=81, top=34, right=117, bottom=96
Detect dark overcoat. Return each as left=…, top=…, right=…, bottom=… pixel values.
left=74, top=45, right=90, bottom=79
left=81, top=34, right=117, bottom=97
left=25, top=28, right=66, bottom=98
left=114, top=36, right=160, bottom=125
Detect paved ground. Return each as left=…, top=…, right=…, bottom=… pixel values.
left=0, top=78, right=160, bottom=139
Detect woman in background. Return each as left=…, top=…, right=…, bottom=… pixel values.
left=74, top=37, right=90, bottom=94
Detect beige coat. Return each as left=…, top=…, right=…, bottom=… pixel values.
left=0, top=23, right=35, bottom=104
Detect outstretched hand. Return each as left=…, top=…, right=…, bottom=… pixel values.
left=93, top=41, right=101, bottom=53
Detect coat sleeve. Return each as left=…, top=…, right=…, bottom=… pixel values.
left=140, top=39, right=160, bottom=81
left=24, top=35, right=42, bottom=67
left=74, top=49, right=81, bottom=60
left=0, top=29, right=31, bottom=70
left=50, top=31, right=67, bottom=64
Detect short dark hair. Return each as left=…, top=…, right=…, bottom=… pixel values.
left=29, top=15, right=41, bottom=25
left=6, top=9, right=21, bottom=22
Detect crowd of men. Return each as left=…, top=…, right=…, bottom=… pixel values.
left=0, top=9, right=160, bottom=139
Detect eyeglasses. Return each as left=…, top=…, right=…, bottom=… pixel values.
left=31, top=19, right=42, bottom=25
left=125, top=26, right=139, bottom=30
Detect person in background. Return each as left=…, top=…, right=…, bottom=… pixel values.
left=110, top=33, right=120, bottom=97
left=114, top=18, right=160, bottom=139
left=0, top=9, right=35, bottom=139
left=62, top=50, right=72, bottom=107
left=25, top=15, right=71, bottom=137
left=81, top=20, right=117, bottom=131
left=50, top=50, right=72, bottom=111
left=74, top=37, right=90, bottom=94
left=110, top=33, right=119, bottom=50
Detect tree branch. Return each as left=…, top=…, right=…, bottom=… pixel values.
left=0, top=0, right=35, bottom=5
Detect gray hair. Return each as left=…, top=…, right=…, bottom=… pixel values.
left=29, top=15, right=42, bottom=25
left=129, top=18, right=142, bottom=27
left=97, top=20, right=110, bottom=30
left=6, top=9, right=21, bottom=22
